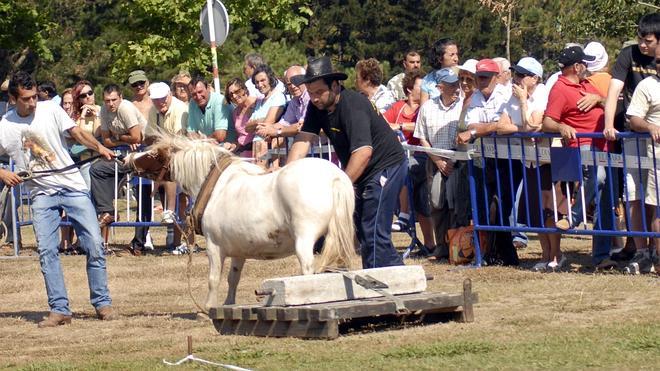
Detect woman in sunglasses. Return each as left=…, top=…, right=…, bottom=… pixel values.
left=225, top=78, right=257, bottom=158
left=497, top=57, right=567, bottom=272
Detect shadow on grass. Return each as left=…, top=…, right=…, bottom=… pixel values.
left=0, top=311, right=49, bottom=323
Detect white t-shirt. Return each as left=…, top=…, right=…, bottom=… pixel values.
left=100, top=99, right=146, bottom=136
left=246, top=78, right=287, bottom=100
left=500, top=83, right=548, bottom=128
left=0, top=101, right=87, bottom=196
left=626, top=75, right=660, bottom=127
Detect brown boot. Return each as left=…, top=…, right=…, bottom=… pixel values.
left=38, top=312, right=72, bottom=328
left=95, top=305, right=117, bottom=321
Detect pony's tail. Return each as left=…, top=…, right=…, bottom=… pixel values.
left=317, top=176, right=358, bottom=271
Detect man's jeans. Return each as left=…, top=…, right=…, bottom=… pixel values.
left=355, top=159, right=408, bottom=269
left=569, top=163, right=618, bottom=264
left=31, top=191, right=111, bottom=315
left=90, top=159, right=151, bottom=248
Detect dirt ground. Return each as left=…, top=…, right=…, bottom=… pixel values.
left=0, top=225, right=658, bottom=370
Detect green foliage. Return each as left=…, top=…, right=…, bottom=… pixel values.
left=109, top=0, right=312, bottom=80
left=1, top=0, right=656, bottom=91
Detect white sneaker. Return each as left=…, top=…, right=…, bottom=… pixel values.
left=144, top=232, right=154, bottom=250
left=161, top=210, right=175, bottom=224
left=532, top=261, right=549, bottom=272
left=547, top=255, right=567, bottom=271
left=172, top=243, right=189, bottom=255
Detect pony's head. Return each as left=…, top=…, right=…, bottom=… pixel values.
left=125, top=133, right=235, bottom=196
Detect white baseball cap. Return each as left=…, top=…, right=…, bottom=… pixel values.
left=148, top=82, right=170, bottom=99
left=584, top=42, right=608, bottom=72
left=458, top=59, right=478, bottom=74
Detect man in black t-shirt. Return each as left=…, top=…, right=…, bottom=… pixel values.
left=604, top=13, right=659, bottom=137
left=288, top=56, right=407, bottom=268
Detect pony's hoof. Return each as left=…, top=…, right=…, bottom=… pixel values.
left=195, top=312, right=210, bottom=322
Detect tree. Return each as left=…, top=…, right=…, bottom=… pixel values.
left=0, top=0, right=54, bottom=81
left=109, top=0, right=313, bottom=80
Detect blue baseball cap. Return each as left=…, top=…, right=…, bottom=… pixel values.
left=434, top=67, right=459, bottom=84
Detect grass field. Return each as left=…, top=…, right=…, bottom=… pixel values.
left=0, top=225, right=658, bottom=370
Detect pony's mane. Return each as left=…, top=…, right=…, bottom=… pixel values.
left=149, top=133, right=260, bottom=195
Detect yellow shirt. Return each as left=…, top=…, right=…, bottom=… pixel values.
left=145, top=96, right=188, bottom=137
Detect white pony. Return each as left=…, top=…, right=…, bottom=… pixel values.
left=126, top=135, right=357, bottom=308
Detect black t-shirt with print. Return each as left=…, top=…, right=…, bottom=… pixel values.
left=302, top=88, right=405, bottom=188
left=611, top=45, right=657, bottom=128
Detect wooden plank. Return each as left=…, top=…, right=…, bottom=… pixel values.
left=216, top=319, right=339, bottom=339
left=259, top=265, right=428, bottom=306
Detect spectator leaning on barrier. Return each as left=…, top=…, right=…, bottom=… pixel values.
left=0, top=71, right=116, bottom=327
left=603, top=13, right=660, bottom=263
left=413, top=68, right=464, bottom=260
left=187, top=76, right=234, bottom=144
left=225, top=78, right=257, bottom=157
left=90, top=83, right=152, bottom=253
left=387, top=50, right=422, bottom=100
left=625, top=43, right=660, bottom=274
left=248, top=64, right=286, bottom=168
left=542, top=46, right=618, bottom=271
left=457, top=58, right=520, bottom=266
left=496, top=57, right=561, bottom=271
left=256, top=65, right=309, bottom=139
left=355, top=58, right=396, bottom=113
left=288, top=56, right=408, bottom=269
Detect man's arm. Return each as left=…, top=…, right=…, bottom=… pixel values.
left=286, top=132, right=316, bottom=164
left=210, top=129, right=227, bottom=143
left=420, top=138, right=453, bottom=176
left=603, top=79, right=625, bottom=140
left=68, top=126, right=114, bottom=160
left=543, top=115, right=576, bottom=140
left=343, top=146, right=372, bottom=183
left=630, top=116, right=660, bottom=143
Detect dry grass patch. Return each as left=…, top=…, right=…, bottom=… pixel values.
left=0, top=226, right=658, bottom=369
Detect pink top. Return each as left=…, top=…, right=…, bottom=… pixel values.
left=232, top=106, right=255, bottom=147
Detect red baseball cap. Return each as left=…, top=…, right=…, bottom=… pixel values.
left=475, top=59, right=500, bottom=77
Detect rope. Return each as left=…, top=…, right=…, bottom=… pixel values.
left=170, top=217, right=209, bottom=315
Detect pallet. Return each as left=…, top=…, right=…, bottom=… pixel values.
left=209, top=279, right=478, bottom=339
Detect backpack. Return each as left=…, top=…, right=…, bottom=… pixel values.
left=446, top=225, right=487, bottom=265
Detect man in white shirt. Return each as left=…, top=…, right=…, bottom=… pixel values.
left=0, top=71, right=116, bottom=327
left=458, top=58, right=521, bottom=266
left=625, top=43, right=660, bottom=274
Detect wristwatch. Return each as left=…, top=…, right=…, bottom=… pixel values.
left=276, top=128, right=282, bottom=136
left=469, top=129, right=477, bottom=140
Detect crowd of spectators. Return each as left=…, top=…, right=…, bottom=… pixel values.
left=1, top=13, right=659, bottom=275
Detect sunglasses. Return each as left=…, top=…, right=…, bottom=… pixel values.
left=78, top=91, right=94, bottom=99
left=228, top=88, right=244, bottom=97
left=131, top=81, right=146, bottom=88
left=514, top=72, right=534, bottom=78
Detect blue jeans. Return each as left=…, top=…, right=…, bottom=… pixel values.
left=31, top=190, right=111, bottom=315
left=355, top=159, right=408, bottom=269
left=569, top=164, right=618, bottom=264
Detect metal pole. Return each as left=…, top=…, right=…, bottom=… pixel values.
left=206, top=0, right=221, bottom=92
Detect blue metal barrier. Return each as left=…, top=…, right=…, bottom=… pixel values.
left=468, top=132, right=660, bottom=267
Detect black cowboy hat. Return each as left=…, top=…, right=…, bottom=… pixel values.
left=290, top=56, right=348, bottom=86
